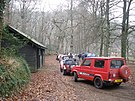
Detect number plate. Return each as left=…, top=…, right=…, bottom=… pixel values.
left=115, top=79, right=123, bottom=83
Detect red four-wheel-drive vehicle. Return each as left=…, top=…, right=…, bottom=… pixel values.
left=71, top=57, right=131, bottom=89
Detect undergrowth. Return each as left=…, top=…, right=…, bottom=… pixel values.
left=0, top=26, right=31, bottom=98
left=0, top=56, right=31, bottom=98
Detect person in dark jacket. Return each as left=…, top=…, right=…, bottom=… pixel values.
left=69, top=53, right=73, bottom=58
left=78, top=54, right=82, bottom=60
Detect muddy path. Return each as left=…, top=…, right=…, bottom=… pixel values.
left=2, top=55, right=135, bottom=101
left=43, top=55, right=135, bottom=101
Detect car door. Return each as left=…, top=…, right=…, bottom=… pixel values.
left=79, top=59, right=93, bottom=80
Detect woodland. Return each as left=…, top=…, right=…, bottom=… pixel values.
left=0, top=0, right=135, bottom=98
left=2, top=0, right=135, bottom=60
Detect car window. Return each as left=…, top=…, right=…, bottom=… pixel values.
left=62, top=56, right=69, bottom=60
left=82, top=60, right=91, bottom=66
left=94, top=60, right=104, bottom=68
left=65, top=60, right=72, bottom=64
left=110, top=60, right=124, bottom=68
left=64, top=60, right=76, bottom=65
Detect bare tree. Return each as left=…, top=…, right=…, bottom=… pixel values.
left=0, top=0, right=5, bottom=53
left=99, top=0, right=105, bottom=56
left=0, top=0, right=10, bottom=53
left=121, top=0, right=133, bottom=59
left=104, top=0, right=110, bottom=57
left=70, top=0, right=74, bottom=53
left=7, top=0, right=135, bottom=56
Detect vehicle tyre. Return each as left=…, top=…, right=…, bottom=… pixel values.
left=119, top=65, right=130, bottom=78
left=63, top=70, right=67, bottom=75
left=94, top=77, right=103, bottom=89
left=73, top=72, right=78, bottom=82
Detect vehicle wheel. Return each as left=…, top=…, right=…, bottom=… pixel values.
left=63, top=70, right=67, bottom=75
left=94, top=77, right=103, bottom=89
left=73, top=72, right=78, bottom=82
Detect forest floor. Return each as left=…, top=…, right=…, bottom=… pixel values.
left=1, top=55, right=135, bottom=101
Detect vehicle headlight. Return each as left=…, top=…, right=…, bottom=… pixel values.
left=113, top=73, right=116, bottom=77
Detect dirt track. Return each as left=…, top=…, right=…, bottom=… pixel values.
left=2, top=55, right=135, bottom=101
left=41, top=55, right=135, bottom=101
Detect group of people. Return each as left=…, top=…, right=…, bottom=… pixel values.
left=56, top=52, right=96, bottom=62
left=56, top=53, right=75, bottom=62
left=78, top=52, right=96, bottom=60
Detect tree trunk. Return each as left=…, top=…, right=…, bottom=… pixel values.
left=0, top=0, right=5, bottom=54
left=121, top=0, right=133, bottom=59
left=21, top=0, right=26, bottom=33
left=99, top=1, right=104, bottom=57
left=5, top=1, right=10, bottom=24
left=100, top=29, right=104, bottom=56
left=104, top=0, right=110, bottom=57
left=70, top=0, right=73, bottom=53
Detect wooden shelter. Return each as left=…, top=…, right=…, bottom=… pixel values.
left=7, top=25, right=46, bottom=72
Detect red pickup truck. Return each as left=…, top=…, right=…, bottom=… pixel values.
left=71, top=57, right=131, bottom=88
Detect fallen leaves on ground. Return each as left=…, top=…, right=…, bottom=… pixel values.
left=0, top=55, right=77, bottom=101
left=1, top=55, right=135, bottom=101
